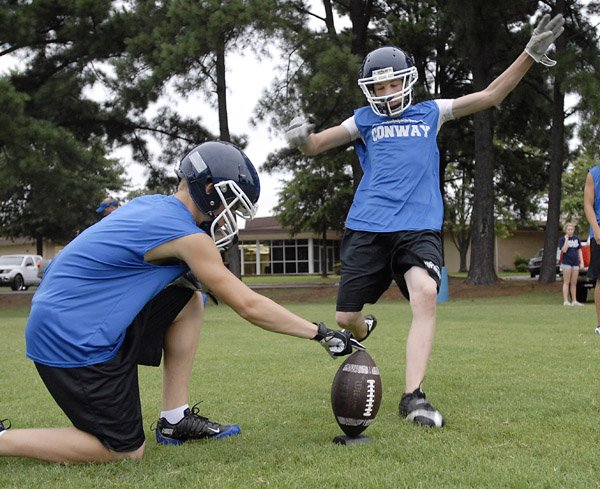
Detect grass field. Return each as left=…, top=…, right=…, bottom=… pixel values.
left=0, top=289, right=598, bottom=489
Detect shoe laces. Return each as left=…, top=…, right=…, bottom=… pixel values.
left=407, top=387, right=426, bottom=399
left=177, top=402, right=221, bottom=436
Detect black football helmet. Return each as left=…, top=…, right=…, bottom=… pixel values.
left=358, top=46, right=418, bottom=117
left=177, top=141, right=260, bottom=250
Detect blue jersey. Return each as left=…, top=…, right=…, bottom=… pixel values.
left=344, top=100, right=451, bottom=232
left=558, top=236, right=581, bottom=266
left=26, top=195, right=204, bottom=367
left=589, top=165, right=600, bottom=238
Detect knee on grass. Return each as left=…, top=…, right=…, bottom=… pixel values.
left=112, top=443, right=145, bottom=462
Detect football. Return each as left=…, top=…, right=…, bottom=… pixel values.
left=331, top=350, right=382, bottom=437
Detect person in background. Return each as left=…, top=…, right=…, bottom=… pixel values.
left=558, top=223, right=584, bottom=306
left=96, top=196, right=119, bottom=217
left=583, top=166, right=600, bottom=334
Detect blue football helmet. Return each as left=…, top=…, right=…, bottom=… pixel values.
left=178, top=141, right=260, bottom=250
left=358, top=46, right=418, bottom=117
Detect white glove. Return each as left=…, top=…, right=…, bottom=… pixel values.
left=285, top=116, right=315, bottom=148
left=525, top=13, right=565, bottom=67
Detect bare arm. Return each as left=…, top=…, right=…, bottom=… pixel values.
left=451, top=52, right=535, bottom=119
left=583, top=172, right=600, bottom=244
left=146, top=233, right=319, bottom=338
left=298, top=124, right=354, bottom=156
left=561, top=235, right=570, bottom=253
left=452, top=13, right=564, bottom=119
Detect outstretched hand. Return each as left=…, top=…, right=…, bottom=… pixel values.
left=285, top=117, right=315, bottom=148
left=313, top=322, right=365, bottom=358
left=525, top=13, right=565, bottom=66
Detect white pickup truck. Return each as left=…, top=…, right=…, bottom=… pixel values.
left=0, top=254, right=43, bottom=291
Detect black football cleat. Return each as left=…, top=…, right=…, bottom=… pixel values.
left=342, top=314, right=377, bottom=343
left=399, top=388, right=444, bottom=428
left=155, top=403, right=240, bottom=445
left=358, top=315, right=377, bottom=342
left=0, top=418, right=11, bottom=434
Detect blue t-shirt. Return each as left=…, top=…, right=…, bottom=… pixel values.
left=558, top=235, right=581, bottom=266
left=345, top=101, right=449, bottom=232
left=26, top=195, right=204, bottom=367
left=589, top=165, right=600, bottom=238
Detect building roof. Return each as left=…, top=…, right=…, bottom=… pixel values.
left=242, top=216, right=281, bottom=233
left=239, top=216, right=343, bottom=241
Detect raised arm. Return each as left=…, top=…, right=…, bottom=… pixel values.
left=285, top=117, right=354, bottom=156
left=452, top=13, right=564, bottom=119
left=452, top=53, right=534, bottom=119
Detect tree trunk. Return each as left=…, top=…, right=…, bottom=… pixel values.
left=345, top=0, right=372, bottom=190
left=539, top=1, right=566, bottom=285
left=216, top=40, right=231, bottom=142
left=452, top=231, right=470, bottom=273
left=214, top=37, right=241, bottom=278
left=466, top=107, right=497, bottom=285
left=464, top=4, right=498, bottom=285
left=320, top=227, right=328, bottom=278
left=36, top=235, right=44, bottom=256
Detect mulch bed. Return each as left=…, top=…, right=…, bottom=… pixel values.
left=0, top=277, right=562, bottom=309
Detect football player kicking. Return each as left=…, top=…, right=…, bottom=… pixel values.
left=0, top=141, right=362, bottom=464
left=286, top=13, right=564, bottom=427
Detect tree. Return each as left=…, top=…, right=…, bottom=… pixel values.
left=539, top=0, right=600, bottom=283
left=268, top=149, right=353, bottom=277
left=561, top=153, right=598, bottom=228
left=451, top=1, right=502, bottom=285
left=0, top=1, right=130, bottom=251
left=0, top=81, right=124, bottom=252
left=118, top=0, right=284, bottom=277
left=444, top=163, right=474, bottom=272
left=256, top=1, right=391, bottom=249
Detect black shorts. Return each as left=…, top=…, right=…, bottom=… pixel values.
left=588, top=239, right=600, bottom=281
left=336, top=229, right=443, bottom=311
left=35, top=286, right=195, bottom=452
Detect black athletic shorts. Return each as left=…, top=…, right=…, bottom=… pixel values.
left=588, top=239, right=600, bottom=281
left=35, top=286, right=195, bottom=453
left=336, top=229, right=443, bottom=312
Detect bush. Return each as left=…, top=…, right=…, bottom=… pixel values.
left=513, top=253, right=529, bottom=272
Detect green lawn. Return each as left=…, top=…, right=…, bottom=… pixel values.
left=0, top=290, right=598, bottom=488
left=241, top=274, right=341, bottom=285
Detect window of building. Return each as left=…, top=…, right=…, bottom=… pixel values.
left=239, top=238, right=317, bottom=275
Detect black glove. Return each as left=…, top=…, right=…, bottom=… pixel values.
left=312, top=322, right=365, bottom=358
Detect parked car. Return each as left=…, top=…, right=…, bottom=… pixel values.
left=528, top=249, right=560, bottom=278
left=37, top=258, right=52, bottom=280
left=0, top=254, right=43, bottom=290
